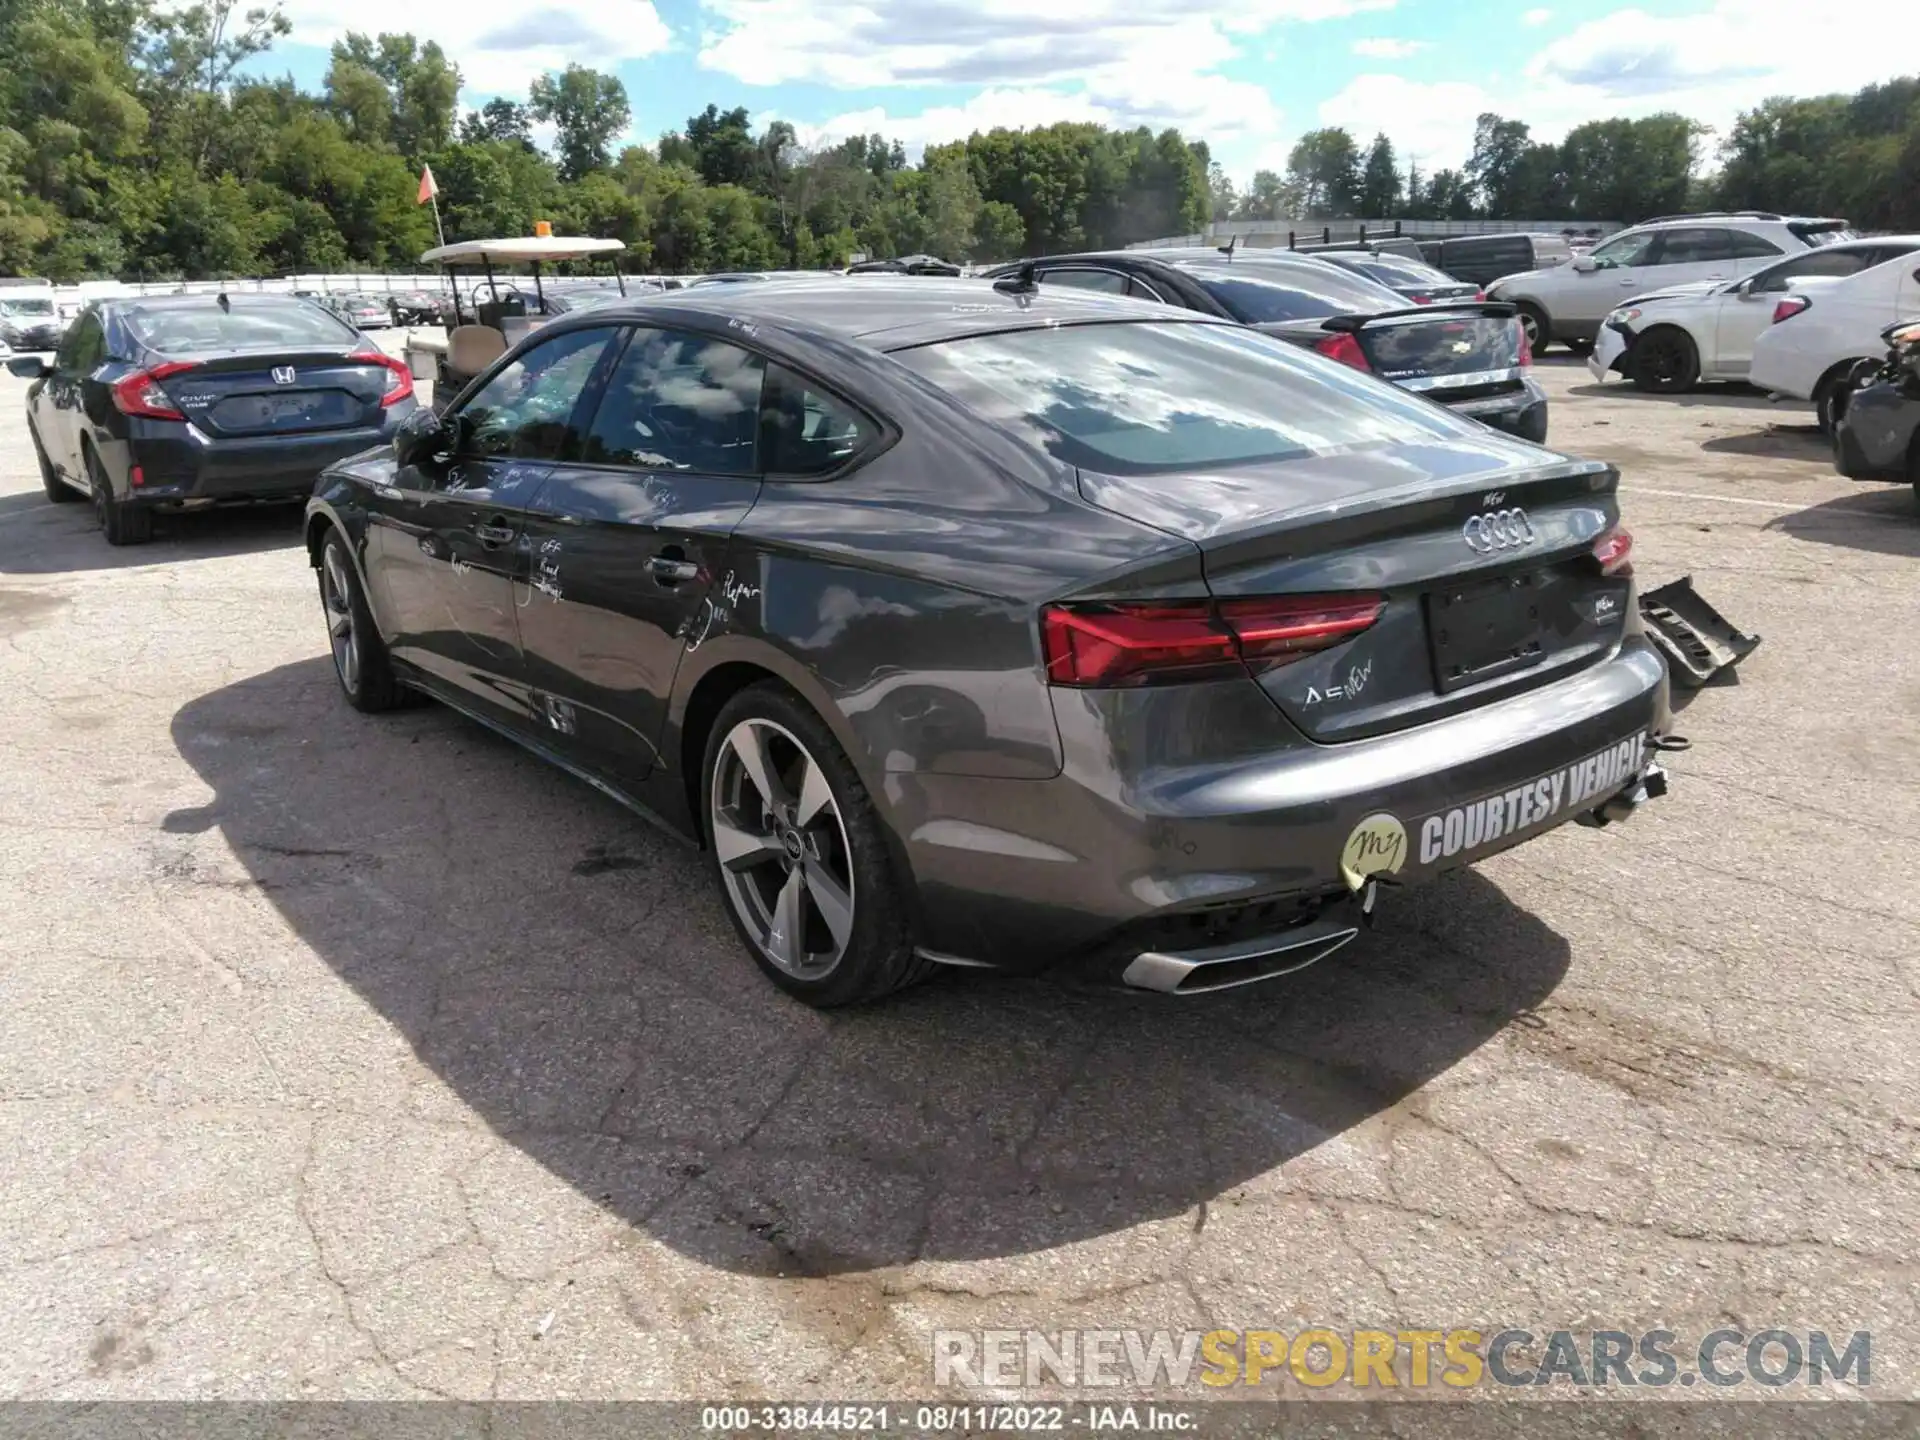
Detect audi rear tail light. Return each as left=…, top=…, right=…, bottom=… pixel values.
left=1475, top=289, right=1487, bottom=301
left=1312, top=332, right=1371, bottom=372
left=1041, top=594, right=1384, bottom=688
left=352, top=350, right=415, bottom=406
left=1411, top=293, right=1434, bottom=305
left=1592, top=525, right=1633, bottom=577
left=1771, top=295, right=1812, bottom=325
left=111, top=361, right=195, bottom=420
left=1516, top=321, right=1534, bottom=368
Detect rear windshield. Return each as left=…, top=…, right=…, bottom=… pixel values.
left=127, top=302, right=360, bottom=353
left=1343, top=253, right=1462, bottom=288
left=1173, top=259, right=1402, bottom=322
left=1791, top=223, right=1855, bottom=248
left=892, top=320, right=1465, bottom=475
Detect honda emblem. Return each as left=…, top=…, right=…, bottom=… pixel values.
left=1462, top=508, right=1537, bottom=554
left=271, top=366, right=296, bottom=385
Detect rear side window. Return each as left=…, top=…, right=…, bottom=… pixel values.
left=1727, top=231, right=1784, bottom=259
left=1650, top=228, right=1736, bottom=265
left=1753, top=249, right=1878, bottom=292
left=1176, top=260, right=1401, bottom=322
left=125, top=301, right=360, bottom=353
left=893, top=320, right=1463, bottom=476
left=579, top=327, right=765, bottom=476
left=1039, top=268, right=1130, bottom=295
left=762, top=364, right=876, bottom=476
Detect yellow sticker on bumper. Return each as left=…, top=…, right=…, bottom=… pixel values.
left=1340, top=812, right=1408, bottom=892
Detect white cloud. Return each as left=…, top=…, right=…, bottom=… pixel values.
left=1520, top=7, right=1552, bottom=24
left=697, top=0, right=1389, bottom=92
left=1310, top=0, right=1920, bottom=184
left=278, top=0, right=673, bottom=98
left=1351, top=37, right=1427, bottom=58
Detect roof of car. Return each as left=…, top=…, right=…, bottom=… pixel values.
left=112, top=292, right=318, bottom=311
left=605, top=275, right=1201, bottom=348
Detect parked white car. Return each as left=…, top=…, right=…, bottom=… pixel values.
left=1751, top=250, right=1920, bottom=433
left=1487, top=211, right=1851, bottom=354
left=1587, top=236, right=1920, bottom=393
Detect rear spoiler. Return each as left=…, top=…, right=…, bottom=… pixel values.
left=1320, top=301, right=1517, bottom=331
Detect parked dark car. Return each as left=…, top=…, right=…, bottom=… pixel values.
left=9, top=293, right=417, bottom=545
left=1417, top=233, right=1575, bottom=287
left=388, top=289, right=448, bottom=325
left=304, top=278, right=1670, bottom=1006
left=985, top=248, right=1548, bottom=441
left=1308, top=247, right=1483, bottom=304
left=1833, top=319, right=1920, bottom=507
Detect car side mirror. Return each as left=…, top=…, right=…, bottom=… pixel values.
left=394, top=406, right=453, bottom=469
left=5, top=356, right=52, bottom=379
left=1571, top=255, right=1599, bottom=274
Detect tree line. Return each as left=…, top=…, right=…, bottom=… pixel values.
left=1, top=0, right=1915, bottom=283
left=1225, top=81, right=1920, bottom=231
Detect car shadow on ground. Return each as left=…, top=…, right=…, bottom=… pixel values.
left=1766, top=484, right=1920, bottom=556
left=168, top=658, right=1572, bottom=1277
left=1699, top=426, right=1826, bottom=461
left=0, top=494, right=303, bottom=574
left=1564, top=379, right=1783, bottom=411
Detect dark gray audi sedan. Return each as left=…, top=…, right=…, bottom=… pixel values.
left=306, top=277, right=1675, bottom=1006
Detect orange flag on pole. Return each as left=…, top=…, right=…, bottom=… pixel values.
left=417, top=164, right=439, bottom=205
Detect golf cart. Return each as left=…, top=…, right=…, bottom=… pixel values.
left=402, top=231, right=628, bottom=411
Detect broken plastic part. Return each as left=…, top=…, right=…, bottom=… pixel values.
left=1637, top=576, right=1760, bottom=688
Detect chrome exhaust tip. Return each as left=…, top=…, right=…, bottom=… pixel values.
left=1122, top=917, right=1361, bottom=995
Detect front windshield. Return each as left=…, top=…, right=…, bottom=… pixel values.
left=0, top=298, right=55, bottom=316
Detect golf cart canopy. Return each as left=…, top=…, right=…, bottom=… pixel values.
left=419, top=236, right=626, bottom=266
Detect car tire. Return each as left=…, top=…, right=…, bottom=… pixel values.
left=85, top=445, right=152, bottom=545
left=702, top=682, right=930, bottom=1007
left=1630, top=327, right=1700, bottom=394
left=1816, top=359, right=1878, bottom=439
left=1514, top=303, right=1550, bottom=355
left=1909, top=435, right=1920, bottom=514
left=318, top=528, right=411, bottom=713
left=31, top=424, right=76, bottom=503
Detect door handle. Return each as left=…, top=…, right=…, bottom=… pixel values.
left=647, top=553, right=700, bottom=585
left=474, top=518, right=516, bottom=546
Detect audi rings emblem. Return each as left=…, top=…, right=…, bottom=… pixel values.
left=1462, top=507, right=1537, bottom=553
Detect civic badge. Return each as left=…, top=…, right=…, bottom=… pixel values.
left=271, top=366, right=296, bottom=385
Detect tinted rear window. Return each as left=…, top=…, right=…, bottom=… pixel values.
left=1345, top=254, right=1462, bottom=288
left=126, top=302, right=359, bottom=353
left=1174, top=259, right=1402, bottom=322
left=893, top=320, right=1464, bottom=475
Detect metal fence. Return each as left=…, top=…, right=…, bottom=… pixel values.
left=1125, top=217, right=1624, bottom=249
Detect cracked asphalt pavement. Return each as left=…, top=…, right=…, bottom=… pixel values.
left=0, top=352, right=1916, bottom=1403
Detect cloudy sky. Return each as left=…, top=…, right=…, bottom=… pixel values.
left=262, top=0, right=1920, bottom=181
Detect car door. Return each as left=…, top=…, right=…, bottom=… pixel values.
left=512, top=325, right=770, bottom=791
left=1643, top=226, right=1741, bottom=294
left=1570, top=228, right=1662, bottom=324
left=36, top=311, right=105, bottom=484
left=1714, top=249, right=1878, bottom=378
left=367, top=324, right=619, bottom=729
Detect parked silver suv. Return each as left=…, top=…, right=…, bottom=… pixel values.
left=1487, top=212, right=1852, bottom=354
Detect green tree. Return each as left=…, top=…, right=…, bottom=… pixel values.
left=529, top=66, right=630, bottom=182
left=1358, top=133, right=1401, bottom=216
left=460, top=97, right=534, bottom=149
left=1285, top=128, right=1360, bottom=216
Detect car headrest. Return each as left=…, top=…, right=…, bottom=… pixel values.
left=447, top=325, right=507, bottom=378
